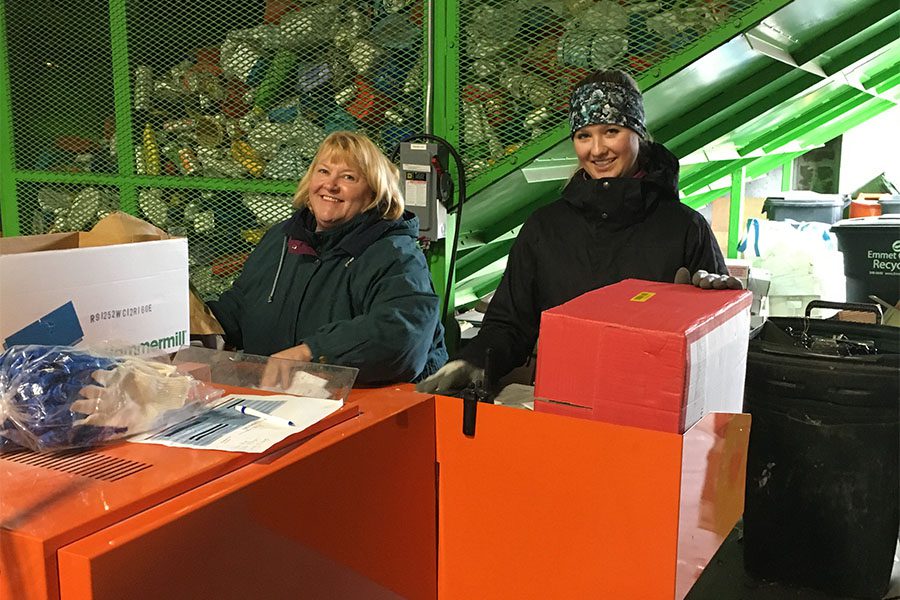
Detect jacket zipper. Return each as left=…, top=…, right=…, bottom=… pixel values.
left=267, top=237, right=288, bottom=303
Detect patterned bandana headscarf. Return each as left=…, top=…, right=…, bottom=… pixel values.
left=569, top=81, right=647, bottom=139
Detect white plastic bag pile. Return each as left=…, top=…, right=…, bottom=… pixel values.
left=739, top=218, right=845, bottom=317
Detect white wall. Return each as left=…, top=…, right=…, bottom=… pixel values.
left=838, top=105, right=900, bottom=194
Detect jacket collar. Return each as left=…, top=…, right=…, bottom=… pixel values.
left=283, top=208, right=418, bottom=259
left=562, top=141, right=680, bottom=227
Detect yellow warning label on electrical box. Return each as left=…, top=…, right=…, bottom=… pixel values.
left=630, top=292, right=655, bottom=302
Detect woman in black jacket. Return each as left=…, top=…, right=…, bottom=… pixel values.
left=418, top=69, right=737, bottom=396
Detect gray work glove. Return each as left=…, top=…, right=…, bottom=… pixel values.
left=674, top=267, right=744, bottom=290
left=416, top=360, right=484, bottom=395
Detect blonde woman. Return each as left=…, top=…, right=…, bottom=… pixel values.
left=211, top=131, right=447, bottom=385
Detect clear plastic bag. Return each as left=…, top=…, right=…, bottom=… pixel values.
left=738, top=218, right=838, bottom=260
left=0, top=345, right=223, bottom=452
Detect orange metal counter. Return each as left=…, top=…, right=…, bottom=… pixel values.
left=1, top=386, right=437, bottom=600
left=2, top=386, right=748, bottom=600
left=434, top=397, right=750, bottom=600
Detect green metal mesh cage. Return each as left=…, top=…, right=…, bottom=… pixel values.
left=3, top=0, right=427, bottom=299
left=2, top=0, right=786, bottom=302
left=125, top=0, right=426, bottom=183
left=6, top=0, right=115, bottom=174
left=15, top=182, right=121, bottom=235
left=134, top=186, right=295, bottom=300
left=457, top=0, right=760, bottom=181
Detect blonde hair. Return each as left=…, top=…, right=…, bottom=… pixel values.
left=292, top=131, right=405, bottom=221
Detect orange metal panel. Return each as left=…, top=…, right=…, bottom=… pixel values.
left=675, top=412, right=751, bottom=600
left=1, top=386, right=262, bottom=600
left=435, top=395, right=686, bottom=599
left=56, top=387, right=437, bottom=600
left=1, top=530, right=56, bottom=600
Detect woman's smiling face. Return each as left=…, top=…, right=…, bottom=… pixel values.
left=308, top=157, right=374, bottom=231
left=573, top=123, right=640, bottom=179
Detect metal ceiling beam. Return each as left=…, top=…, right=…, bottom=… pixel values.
left=862, top=49, right=900, bottom=88
left=455, top=266, right=506, bottom=309
left=681, top=187, right=729, bottom=211
left=680, top=158, right=743, bottom=188
left=681, top=158, right=754, bottom=196
left=820, top=17, right=900, bottom=77
left=864, top=66, right=900, bottom=95
left=680, top=162, right=727, bottom=190
left=873, top=72, right=900, bottom=96
left=745, top=151, right=805, bottom=180
left=713, top=14, right=900, bottom=162
left=802, top=97, right=897, bottom=147
left=667, top=69, right=823, bottom=157
left=760, top=92, right=871, bottom=153
left=653, top=61, right=796, bottom=144
left=743, top=31, right=826, bottom=78
left=679, top=148, right=805, bottom=211
left=456, top=235, right=516, bottom=282
left=473, top=195, right=557, bottom=246
left=664, top=1, right=898, bottom=160
left=792, top=0, right=899, bottom=66
left=460, top=171, right=562, bottom=246
left=737, top=87, right=860, bottom=154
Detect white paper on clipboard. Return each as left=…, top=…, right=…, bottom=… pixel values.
left=131, top=393, right=343, bottom=453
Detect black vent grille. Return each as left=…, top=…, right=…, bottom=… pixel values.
left=1, top=448, right=152, bottom=482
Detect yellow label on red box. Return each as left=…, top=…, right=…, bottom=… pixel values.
left=630, top=292, right=655, bottom=302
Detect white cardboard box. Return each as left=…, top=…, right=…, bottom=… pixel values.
left=1, top=217, right=189, bottom=352
left=725, top=258, right=751, bottom=287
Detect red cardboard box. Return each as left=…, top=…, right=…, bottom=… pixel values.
left=534, top=279, right=752, bottom=433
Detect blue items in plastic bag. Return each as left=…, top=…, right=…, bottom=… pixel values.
left=0, top=345, right=119, bottom=450
left=0, top=345, right=221, bottom=452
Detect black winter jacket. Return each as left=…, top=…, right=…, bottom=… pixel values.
left=459, top=142, right=726, bottom=382
left=210, top=209, right=448, bottom=385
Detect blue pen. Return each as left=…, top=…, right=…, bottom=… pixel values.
left=234, top=404, right=296, bottom=427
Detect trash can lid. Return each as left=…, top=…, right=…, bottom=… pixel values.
left=831, top=214, right=900, bottom=229
left=764, top=192, right=846, bottom=207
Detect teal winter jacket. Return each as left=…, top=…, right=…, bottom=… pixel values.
left=210, top=209, right=448, bottom=385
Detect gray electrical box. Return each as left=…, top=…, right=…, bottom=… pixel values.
left=398, top=142, right=448, bottom=240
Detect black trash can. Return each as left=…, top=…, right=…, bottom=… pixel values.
left=831, top=215, right=900, bottom=305
left=743, top=309, right=900, bottom=599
